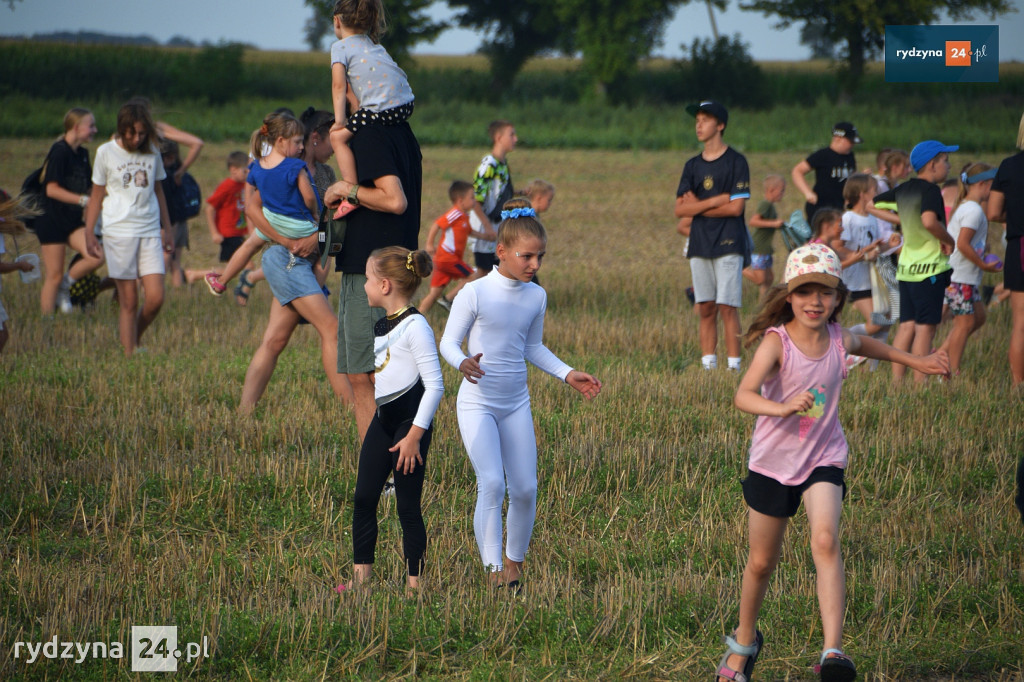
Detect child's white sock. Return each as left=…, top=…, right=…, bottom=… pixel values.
left=60, top=273, right=76, bottom=290
left=701, top=354, right=717, bottom=370
left=727, top=356, right=742, bottom=371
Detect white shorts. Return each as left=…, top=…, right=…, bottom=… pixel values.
left=103, top=235, right=165, bottom=280
left=690, top=254, right=743, bottom=307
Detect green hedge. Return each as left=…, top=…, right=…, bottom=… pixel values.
left=2, top=40, right=1022, bottom=151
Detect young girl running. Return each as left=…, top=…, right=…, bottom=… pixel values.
left=343, top=247, right=442, bottom=592
left=206, top=113, right=319, bottom=295
left=839, top=174, right=901, bottom=366
left=717, top=243, right=948, bottom=682
left=84, top=101, right=172, bottom=357
left=439, top=198, right=602, bottom=591
left=328, top=0, right=415, bottom=219
left=938, top=162, right=1002, bottom=376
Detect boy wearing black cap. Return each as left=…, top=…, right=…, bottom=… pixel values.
left=874, top=139, right=957, bottom=384
left=791, top=122, right=861, bottom=223
left=675, top=100, right=751, bottom=371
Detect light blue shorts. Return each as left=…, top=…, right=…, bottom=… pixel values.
left=690, top=254, right=743, bottom=307
left=261, top=244, right=322, bottom=306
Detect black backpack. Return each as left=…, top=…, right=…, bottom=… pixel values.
left=20, top=156, right=50, bottom=230
left=180, top=173, right=201, bottom=219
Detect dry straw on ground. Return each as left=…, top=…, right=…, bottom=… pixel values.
left=0, top=140, right=1021, bottom=680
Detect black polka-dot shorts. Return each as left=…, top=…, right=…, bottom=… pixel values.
left=345, top=101, right=415, bottom=135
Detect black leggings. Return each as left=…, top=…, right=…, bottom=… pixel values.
left=352, top=384, right=432, bottom=577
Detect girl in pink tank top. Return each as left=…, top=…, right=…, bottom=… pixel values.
left=714, top=243, right=950, bottom=682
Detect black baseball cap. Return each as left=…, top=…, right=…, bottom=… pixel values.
left=686, top=100, right=729, bottom=127
left=832, top=121, right=862, bottom=144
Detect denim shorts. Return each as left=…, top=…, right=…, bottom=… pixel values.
left=261, top=244, right=322, bottom=306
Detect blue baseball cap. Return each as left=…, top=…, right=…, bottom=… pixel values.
left=910, top=140, right=959, bottom=172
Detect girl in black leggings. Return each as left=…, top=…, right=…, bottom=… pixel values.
left=343, top=247, right=443, bottom=592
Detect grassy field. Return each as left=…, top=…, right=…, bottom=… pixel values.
left=0, top=139, right=1022, bottom=680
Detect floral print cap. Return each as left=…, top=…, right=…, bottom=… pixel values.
left=784, top=243, right=843, bottom=292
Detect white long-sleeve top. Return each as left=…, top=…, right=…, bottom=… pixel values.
left=440, top=268, right=571, bottom=396
left=374, top=312, right=444, bottom=430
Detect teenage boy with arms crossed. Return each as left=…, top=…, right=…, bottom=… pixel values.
left=675, top=101, right=751, bottom=371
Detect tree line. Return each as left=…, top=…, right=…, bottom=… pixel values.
left=303, top=0, right=1011, bottom=101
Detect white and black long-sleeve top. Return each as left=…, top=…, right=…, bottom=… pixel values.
left=374, top=309, right=444, bottom=430
left=439, top=268, right=571, bottom=396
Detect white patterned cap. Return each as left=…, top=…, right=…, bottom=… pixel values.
left=784, top=243, right=843, bottom=292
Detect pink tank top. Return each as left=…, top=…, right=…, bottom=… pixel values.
left=747, top=322, right=849, bottom=485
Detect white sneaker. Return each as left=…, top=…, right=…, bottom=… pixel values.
left=845, top=353, right=866, bottom=370
left=57, top=289, right=73, bottom=314
left=383, top=477, right=396, bottom=496
left=437, top=297, right=452, bottom=312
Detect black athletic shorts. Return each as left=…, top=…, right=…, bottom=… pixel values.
left=899, top=270, right=951, bottom=325
left=742, top=466, right=846, bottom=518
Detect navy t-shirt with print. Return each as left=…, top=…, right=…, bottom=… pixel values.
left=676, top=146, right=751, bottom=259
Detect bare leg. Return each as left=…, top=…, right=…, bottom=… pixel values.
left=503, top=556, right=523, bottom=584
left=39, top=243, right=66, bottom=314
left=803, top=482, right=846, bottom=654
left=939, top=307, right=985, bottom=375
left=852, top=297, right=884, bottom=335
left=329, top=127, right=359, bottom=185
left=0, top=325, right=9, bottom=353
left=891, top=321, right=915, bottom=381
left=136, top=273, right=165, bottom=345
left=720, top=304, right=742, bottom=359
left=722, top=508, right=787, bottom=679
left=347, top=372, right=375, bottom=442
left=289, top=293, right=355, bottom=406
left=66, top=228, right=104, bottom=280
left=1011, top=292, right=1024, bottom=385
left=910, top=323, right=937, bottom=383
left=113, top=279, right=139, bottom=356
left=239, top=300, right=299, bottom=412
left=697, top=301, right=719, bottom=357
left=419, top=285, right=444, bottom=314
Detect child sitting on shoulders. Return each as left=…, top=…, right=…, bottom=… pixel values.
left=420, top=181, right=489, bottom=313
left=328, top=0, right=415, bottom=220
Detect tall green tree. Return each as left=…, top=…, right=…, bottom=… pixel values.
left=447, top=0, right=567, bottom=99
left=557, top=0, right=686, bottom=100
left=740, top=0, right=1011, bottom=94
left=302, top=0, right=444, bottom=66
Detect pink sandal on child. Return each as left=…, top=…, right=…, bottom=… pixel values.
left=204, top=272, right=226, bottom=296
left=332, top=199, right=359, bottom=220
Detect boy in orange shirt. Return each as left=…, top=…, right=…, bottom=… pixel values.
left=419, top=181, right=489, bottom=313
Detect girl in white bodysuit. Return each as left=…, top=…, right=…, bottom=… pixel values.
left=440, top=198, right=601, bottom=591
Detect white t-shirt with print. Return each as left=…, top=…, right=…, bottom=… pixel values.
left=947, top=200, right=988, bottom=286
left=92, top=139, right=166, bottom=239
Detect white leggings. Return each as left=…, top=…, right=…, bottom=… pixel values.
left=457, top=392, right=537, bottom=572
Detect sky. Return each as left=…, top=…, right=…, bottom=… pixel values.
left=3, top=0, right=1023, bottom=61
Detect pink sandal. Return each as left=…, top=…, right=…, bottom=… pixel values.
left=204, top=272, right=226, bottom=296
left=332, top=199, right=359, bottom=220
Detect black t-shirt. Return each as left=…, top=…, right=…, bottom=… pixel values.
left=34, top=139, right=92, bottom=234
left=993, top=151, right=1024, bottom=240
left=805, top=147, right=856, bottom=219
left=676, top=146, right=751, bottom=259
left=161, top=160, right=188, bottom=223
left=336, top=122, right=422, bottom=274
